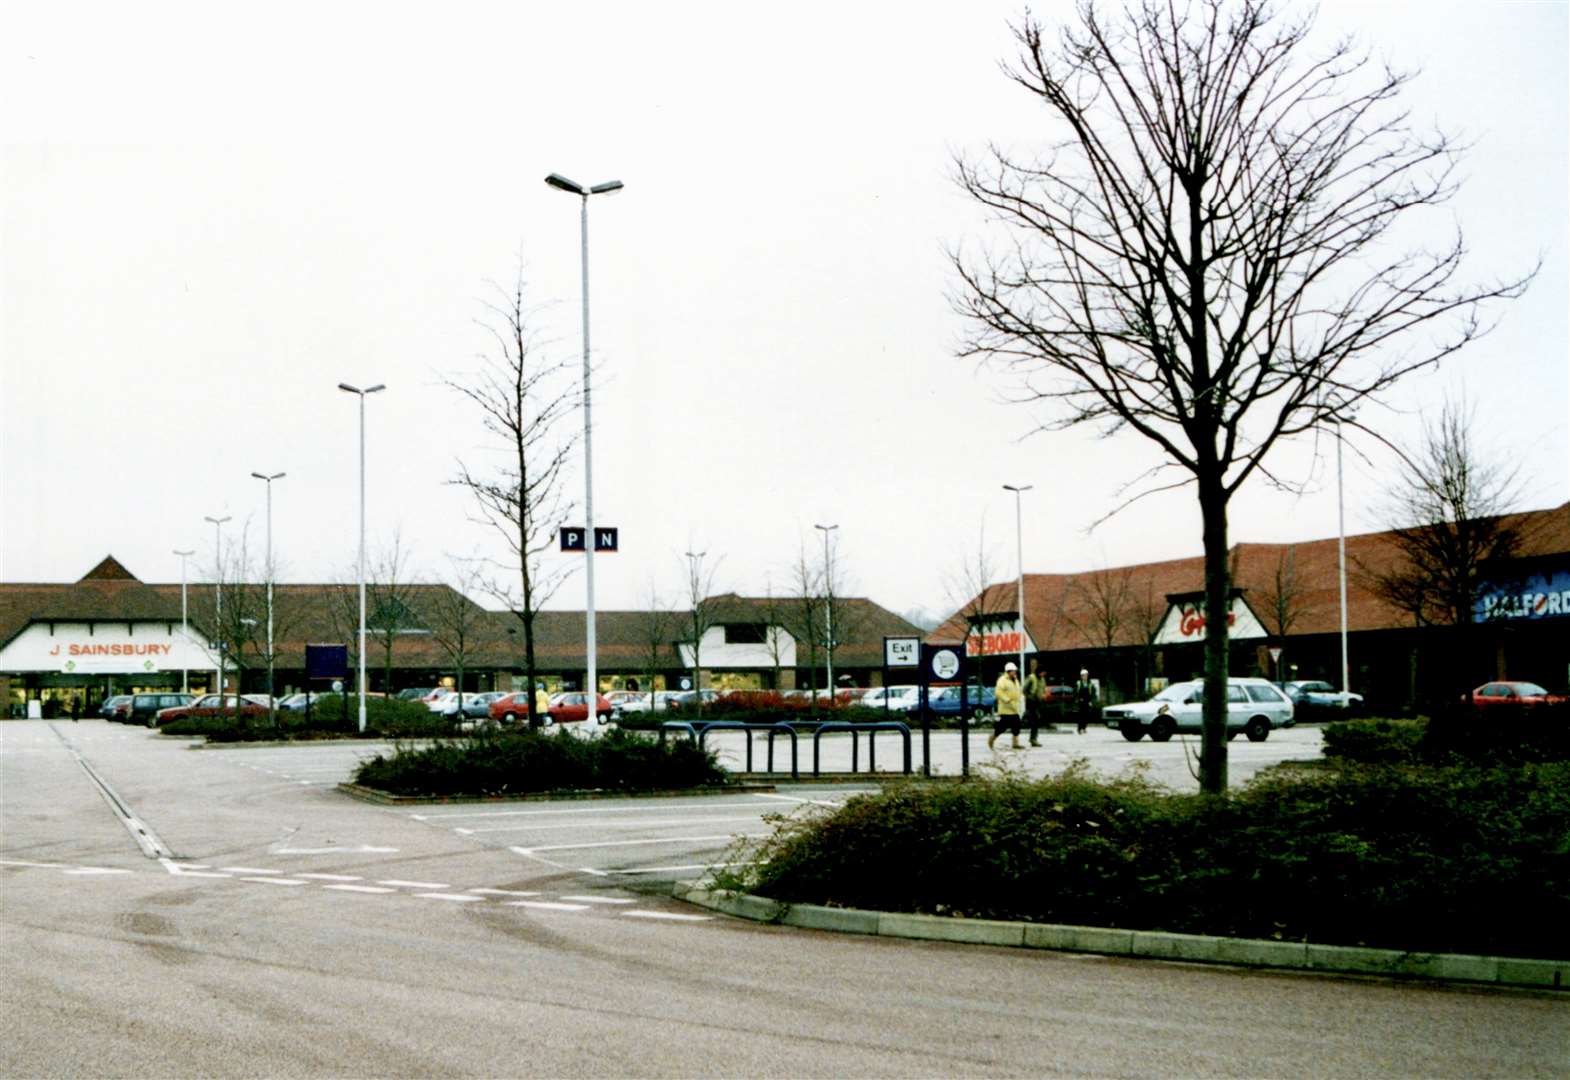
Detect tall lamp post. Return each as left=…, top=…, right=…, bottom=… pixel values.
left=173, top=548, right=195, bottom=693
left=251, top=470, right=285, bottom=725
left=1002, top=485, right=1033, bottom=680
left=1334, top=421, right=1350, bottom=701
left=545, top=171, right=623, bottom=720
left=338, top=382, right=385, bottom=733
left=204, top=514, right=230, bottom=691
left=814, top=524, right=839, bottom=700
left=684, top=550, right=706, bottom=700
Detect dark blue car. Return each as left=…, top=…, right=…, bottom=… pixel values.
left=920, top=684, right=996, bottom=718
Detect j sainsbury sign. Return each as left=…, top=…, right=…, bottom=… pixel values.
left=0, top=622, right=214, bottom=674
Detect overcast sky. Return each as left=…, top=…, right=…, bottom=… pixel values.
left=3, top=1, right=1565, bottom=624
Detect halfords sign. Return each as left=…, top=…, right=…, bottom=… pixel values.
left=1476, top=568, right=1570, bottom=622
left=965, top=620, right=1035, bottom=657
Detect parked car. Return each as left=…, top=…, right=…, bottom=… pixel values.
left=424, top=688, right=457, bottom=713
left=459, top=691, right=504, bottom=719
left=921, top=684, right=996, bottom=718
left=1464, top=681, right=1568, bottom=709
left=1041, top=684, right=1076, bottom=705
left=603, top=690, right=647, bottom=716
left=100, top=694, right=134, bottom=721
left=547, top=692, right=613, bottom=725
left=128, top=693, right=196, bottom=727
left=277, top=692, right=329, bottom=712
left=396, top=688, right=435, bottom=702
left=153, top=694, right=270, bottom=726
left=1103, top=677, right=1293, bottom=743
left=487, top=692, right=536, bottom=725
left=1281, top=680, right=1364, bottom=714
left=860, top=685, right=922, bottom=712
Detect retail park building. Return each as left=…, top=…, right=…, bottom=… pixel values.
left=3, top=502, right=1567, bottom=716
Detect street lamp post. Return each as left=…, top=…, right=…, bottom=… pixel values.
left=338, top=382, right=385, bottom=733
left=684, top=550, right=707, bottom=701
left=1334, top=421, right=1350, bottom=701
left=1002, top=485, right=1033, bottom=681
left=546, top=172, right=623, bottom=726
left=173, top=548, right=195, bottom=693
left=204, top=514, right=230, bottom=691
left=251, top=471, right=285, bottom=725
left=814, top=524, right=839, bottom=701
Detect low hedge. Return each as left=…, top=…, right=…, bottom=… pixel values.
left=718, top=760, right=1570, bottom=959
left=351, top=727, right=731, bottom=796
left=1323, top=703, right=1570, bottom=766
left=159, top=694, right=452, bottom=741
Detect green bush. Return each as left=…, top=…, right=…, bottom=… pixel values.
left=1323, top=704, right=1570, bottom=767
left=352, top=727, right=732, bottom=796
left=721, top=760, right=1570, bottom=959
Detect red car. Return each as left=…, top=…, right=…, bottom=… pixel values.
left=547, top=692, right=613, bottom=725
left=1465, top=682, right=1568, bottom=708
left=154, top=694, right=270, bottom=726
left=487, top=692, right=536, bottom=725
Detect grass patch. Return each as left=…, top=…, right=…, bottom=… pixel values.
left=716, top=758, right=1570, bottom=960
left=351, top=727, right=732, bottom=797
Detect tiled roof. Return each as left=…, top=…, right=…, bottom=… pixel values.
left=931, top=502, right=1570, bottom=649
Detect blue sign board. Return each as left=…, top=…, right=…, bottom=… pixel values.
left=1476, top=567, right=1570, bottom=622
left=305, top=643, right=349, bottom=680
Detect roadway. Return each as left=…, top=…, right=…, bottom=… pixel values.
left=2, top=719, right=1565, bottom=1078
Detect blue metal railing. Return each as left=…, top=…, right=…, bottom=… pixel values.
left=659, top=720, right=800, bottom=780
left=811, top=721, right=912, bottom=777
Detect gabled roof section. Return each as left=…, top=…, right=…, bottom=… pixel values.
left=80, top=555, right=139, bottom=582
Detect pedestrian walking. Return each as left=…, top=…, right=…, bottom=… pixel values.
left=1023, top=658, right=1048, bottom=746
left=1074, top=668, right=1098, bottom=734
left=989, top=662, right=1025, bottom=750
left=70, top=695, right=80, bottom=723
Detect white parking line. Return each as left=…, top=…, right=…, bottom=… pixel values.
left=64, top=867, right=133, bottom=875
left=221, top=867, right=280, bottom=875
left=507, top=900, right=590, bottom=912
left=376, top=879, right=450, bottom=889
left=0, top=860, right=64, bottom=869
left=559, top=895, right=635, bottom=905
left=604, top=862, right=755, bottom=875
left=468, top=888, right=541, bottom=897
left=241, top=877, right=307, bottom=886
left=412, top=801, right=774, bottom=822
left=621, top=911, right=713, bottom=922
left=417, top=893, right=485, bottom=903
left=511, top=834, right=764, bottom=855
left=460, top=815, right=765, bottom=835
left=324, top=884, right=396, bottom=894
left=296, top=873, right=363, bottom=881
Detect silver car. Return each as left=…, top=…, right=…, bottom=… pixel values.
left=1103, top=677, right=1294, bottom=743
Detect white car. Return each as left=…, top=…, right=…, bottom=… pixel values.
left=1282, top=681, right=1364, bottom=713
left=860, top=685, right=922, bottom=713
left=1102, top=677, right=1293, bottom=743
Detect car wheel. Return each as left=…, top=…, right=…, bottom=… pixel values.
left=1120, top=725, right=1145, bottom=743
left=1149, top=716, right=1176, bottom=742
left=503, top=711, right=516, bottom=724
left=1245, top=717, right=1270, bottom=742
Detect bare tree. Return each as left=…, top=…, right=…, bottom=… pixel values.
left=680, top=550, right=723, bottom=713
left=636, top=582, right=683, bottom=707
left=1253, top=546, right=1306, bottom=682
left=198, top=526, right=265, bottom=717
left=1367, top=398, right=1535, bottom=698
left=447, top=264, right=578, bottom=726
left=954, top=1, right=1531, bottom=791
left=777, top=540, right=831, bottom=705
left=1127, top=576, right=1167, bottom=697
left=756, top=579, right=795, bottom=690
left=365, top=530, right=424, bottom=695
left=943, top=524, right=1012, bottom=653
left=1068, top=566, right=1133, bottom=694
left=425, top=556, right=499, bottom=716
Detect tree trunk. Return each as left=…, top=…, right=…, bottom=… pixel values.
left=1199, top=479, right=1230, bottom=794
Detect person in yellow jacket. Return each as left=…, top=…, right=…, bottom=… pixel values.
left=534, top=683, right=551, bottom=722
left=989, top=662, right=1025, bottom=750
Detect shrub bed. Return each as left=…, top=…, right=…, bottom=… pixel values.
left=1323, top=702, right=1570, bottom=766
left=719, top=760, right=1570, bottom=960
left=160, top=695, right=452, bottom=741
left=351, top=727, right=731, bottom=797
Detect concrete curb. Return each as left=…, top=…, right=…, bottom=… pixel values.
left=337, top=782, right=775, bottom=806
left=671, top=883, right=1567, bottom=992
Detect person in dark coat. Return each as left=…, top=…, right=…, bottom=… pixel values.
left=1073, top=668, right=1098, bottom=734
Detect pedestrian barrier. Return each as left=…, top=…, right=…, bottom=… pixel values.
left=659, top=720, right=801, bottom=780
left=810, top=721, right=912, bottom=777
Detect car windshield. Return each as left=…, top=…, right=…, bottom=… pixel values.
left=1152, top=684, right=1195, bottom=703
left=1516, top=683, right=1549, bottom=696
